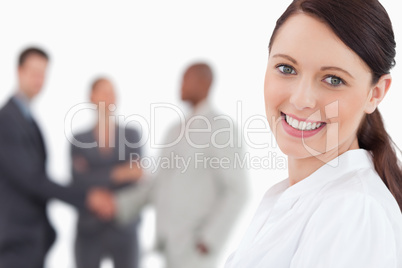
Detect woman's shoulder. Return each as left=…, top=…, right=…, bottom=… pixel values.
left=305, top=187, right=402, bottom=245
left=294, top=179, right=402, bottom=268
left=320, top=165, right=399, bottom=213
left=312, top=168, right=402, bottom=233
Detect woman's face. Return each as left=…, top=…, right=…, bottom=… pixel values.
left=265, top=13, right=375, bottom=160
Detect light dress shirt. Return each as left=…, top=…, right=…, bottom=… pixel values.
left=12, top=91, right=32, bottom=121
left=225, top=149, right=402, bottom=268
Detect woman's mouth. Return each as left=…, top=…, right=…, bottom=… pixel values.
left=281, top=112, right=326, bottom=138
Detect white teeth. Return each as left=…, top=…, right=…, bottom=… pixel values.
left=298, top=121, right=303, bottom=129
left=292, top=119, right=299, bottom=128
left=284, top=114, right=323, bottom=131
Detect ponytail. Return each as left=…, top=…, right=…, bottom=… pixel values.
left=357, top=109, right=402, bottom=211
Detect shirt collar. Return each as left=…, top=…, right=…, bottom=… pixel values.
left=191, top=98, right=212, bottom=116
left=279, top=149, right=374, bottom=200
left=12, top=91, right=32, bottom=120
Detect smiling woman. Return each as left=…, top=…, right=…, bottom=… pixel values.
left=267, top=12, right=381, bottom=179
left=225, top=0, right=402, bottom=267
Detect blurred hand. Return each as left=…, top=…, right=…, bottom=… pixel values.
left=87, top=188, right=116, bottom=221
left=111, top=162, right=143, bottom=183
left=196, top=242, right=209, bottom=255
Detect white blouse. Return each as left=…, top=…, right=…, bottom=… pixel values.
left=225, top=149, right=402, bottom=268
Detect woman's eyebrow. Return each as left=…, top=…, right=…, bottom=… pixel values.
left=321, top=66, right=354, bottom=79
left=272, top=54, right=298, bottom=65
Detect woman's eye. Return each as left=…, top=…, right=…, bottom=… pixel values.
left=323, top=76, right=344, bottom=86
left=277, top=65, right=296, bottom=75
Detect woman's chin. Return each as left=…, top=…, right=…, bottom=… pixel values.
left=276, top=141, right=330, bottom=160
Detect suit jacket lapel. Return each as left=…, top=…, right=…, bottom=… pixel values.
left=8, top=98, right=47, bottom=161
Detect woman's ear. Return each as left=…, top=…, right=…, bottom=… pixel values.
left=364, top=74, right=392, bottom=114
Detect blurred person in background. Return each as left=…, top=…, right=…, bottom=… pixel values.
left=0, top=47, right=102, bottom=268
left=91, top=62, right=250, bottom=268
left=70, top=77, right=143, bottom=268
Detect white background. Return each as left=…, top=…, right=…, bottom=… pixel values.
left=0, top=1, right=401, bottom=267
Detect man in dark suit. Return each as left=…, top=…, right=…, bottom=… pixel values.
left=71, top=77, right=143, bottom=268
left=0, top=47, right=111, bottom=268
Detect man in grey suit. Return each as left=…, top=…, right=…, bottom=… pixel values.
left=0, top=47, right=104, bottom=268
left=70, top=78, right=143, bottom=268
left=92, top=63, right=249, bottom=268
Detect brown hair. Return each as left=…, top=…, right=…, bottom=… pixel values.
left=269, top=0, right=402, bottom=210
left=18, top=47, right=49, bottom=66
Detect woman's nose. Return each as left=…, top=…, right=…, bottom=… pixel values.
left=289, top=78, right=316, bottom=110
